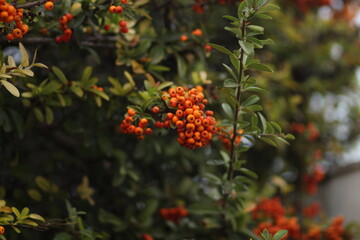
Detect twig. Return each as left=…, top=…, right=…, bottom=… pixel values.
left=15, top=0, right=47, bottom=9
left=227, top=19, right=246, bottom=182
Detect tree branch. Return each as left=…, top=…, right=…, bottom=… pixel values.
left=15, top=0, right=47, bottom=9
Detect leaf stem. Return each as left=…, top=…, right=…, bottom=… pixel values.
left=227, top=19, right=247, bottom=182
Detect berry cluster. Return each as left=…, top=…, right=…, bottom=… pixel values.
left=159, top=207, right=188, bottom=224
left=119, top=86, right=217, bottom=149
left=159, top=86, right=217, bottom=150
left=290, top=122, right=319, bottom=142
left=108, top=0, right=129, bottom=33
left=55, top=13, right=74, bottom=43
left=119, top=109, right=153, bottom=140
left=302, top=164, right=325, bottom=195
left=217, top=128, right=243, bottom=150
left=302, top=201, right=321, bottom=219
left=0, top=1, right=28, bottom=41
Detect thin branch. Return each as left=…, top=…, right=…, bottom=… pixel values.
left=15, top=0, right=47, bottom=9
left=227, top=19, right=247, bottom=182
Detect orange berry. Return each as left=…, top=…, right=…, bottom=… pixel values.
left=180, top=34, right=188, bottom=42
left=176, top=110, right=183, bottom=118
left=176, top=86, right=184, bottom=94
left=121, top=0, right=129, bottom=3
left=60, top=16, right=68, bottom=24
left=127, top=125, right=136, bottom=133
left=151, top=106, right=160, bottom=113
left=20, top=25, right=29, bottom=34
left=109, top=5, right=116, bottom=13
left=176, top=120, right=184, bottom=129
left=168, top=88, right=176, bottom=97
left=5, top=33, right=14, bottom=41
left=7, top=5, right=16, bottom=15
left=125, top=116, right=133, bottom=123
left=142, top=234, right=153, bottom=240
left=65, top=13, right=73, bottom=21
left=115, top=6, right=123, bottom=13
left=186, top=123, right=195, bottom=131
left=186, top=115, right=195, bottom=123
left=145, top=128, right=153, bottom=135
left=127, top=108, right=136, bottom=116
left=0, top=226, right=4, bottom=234
left=191, top=28, right=203, bottom=37
left=172, top=116, right=179, bottom=124
left=134, top=127, right=143, bottom=136
left=44, top=1, right=54, bottom=10
left=64, top=29, right=72, bottom=37
left=12, top=28, right=22, bottom=38
left=139, top=118, right=148, bottom=127
left=184, top=100, right=193, bottom=108
left=165, top=112, right=173, bottom=120
left=0, top=11, right=8, bottom=19
left=204, top=44, right=212, bottom=52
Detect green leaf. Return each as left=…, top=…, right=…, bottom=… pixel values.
left=222, top=64, right=237, bottom=81
left=27, top=189, right=42, bottom=202
left=157, top=81, right=173, bottom=90
left=222, top=103, right=233, bottom=118
left=19, top=43, right=29, bottom=67
left=206, top=160, right=226, bottom=166
left=33, top=108, right=44, bottom=123
left=45, top=107, right=54, bottom=125
left=270, top=121, right=282, bottom=133
left=20, top=207, right=29, bottom=217
left=285, top=133, right=295, bottom=140
left=244, top=86, right=269, bottom=94
left=224, top=79, right=239, bottom=88
left=238, top=1, right=246, bottom=17
left=259, top=136, right=277, bottom=147
left=239, top=41, right=254, bottom=55
left=258, top=112, right=267, bottom=133
left=12, top=226, right=21, bottom=233
left=88, top=88, right=110, bottom=101
left=1, top=80, right=20, bottom=97
left=247, top=104, right=263, bottom=112
left=28, top=213, right=45, bottom=222
left=247, top=25, right=264, bottom=33
left=81, top=66, right=93, bottom=85
left=11, top=207, right=21, bottom=219
left=52, top=66, right=67, bottom=84
left=255, top=13, right=273, bottom=19
left=71, top=86, right=84, bottom=97
left=257, top=4, right=280, bottom=14
left=224, top=27, right=242, bottom=36
left=239, top=168, right=258, bottom=179
left=273, top=230, right=288, bottom=240
left=20, top=219, right=38, bottom=226
left=208, top=43, right=234, bottom=56
left=54, top=232, right=72, bottom=240
left=230, top=54, right=240, bottom=70
left=35, top=176, right=51, bottom=192
left=247, top=63, right=273, bottom=72
left=223, top=15, right=239, bottom=23
left=242, top=95, right=260, bottom=107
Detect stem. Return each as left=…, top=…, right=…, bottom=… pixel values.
left=15, top=0, right=47, bottom=9
left=227, top=19, right=247, bottom=182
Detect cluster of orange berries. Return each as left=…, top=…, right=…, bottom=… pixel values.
left=252, top=197, right=286, bottom=221
left=44, top=0, right=56, bottom=11
left=302, top=164, right=325, bottom=195
left=252, top=198, right=301, bottom=240
left=302, top=201, right=321, bottom=219
left=217, top=128, right=243, bottom=150
left=119, top=109, right=153, bottom=140
left=290, top=122, right=319, bottom=142
left=0, top=1, right=28, bottom=41
left=55, top=13, right=73, bottom=43
left=159, top=86, right=217, bottom=149
left=159, top=207, right=188, bottom=224
left=180, top=28, right=203, bottom=42
left=108, top=0, right=129, bottom=33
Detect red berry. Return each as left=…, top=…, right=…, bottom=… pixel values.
left=104, top=24, right=110, bottom=31
left=119, top=20, right=127, bottom=28
left=120, top=27, right=129, bottom=33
